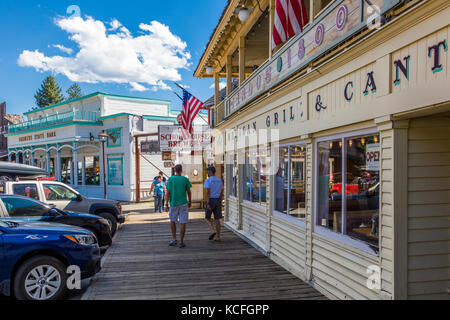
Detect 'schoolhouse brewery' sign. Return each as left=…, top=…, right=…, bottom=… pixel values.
left=225, top=0, right=402, bottom=118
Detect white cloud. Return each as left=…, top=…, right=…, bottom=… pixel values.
left=52, top=44, right=73, bottom=54
left=18, top=16, right=191, bottom=91
left=210, top=81, right=226, bottom=90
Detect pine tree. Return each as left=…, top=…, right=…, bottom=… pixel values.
left=34, top=75, right=65, bottom=108
left=66, top=83, right=83, bottom=101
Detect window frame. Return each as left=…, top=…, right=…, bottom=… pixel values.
left=314, top=128, right=381, bottom=256
left=272, top=141, right=307, bottom=229
left=226, top=152, right=238, bottom=200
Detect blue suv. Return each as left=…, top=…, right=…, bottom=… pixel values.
left=0, top=219, right=101, bottom=300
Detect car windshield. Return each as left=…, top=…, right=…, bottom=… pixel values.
left=0, top=220, right=19, bottom=228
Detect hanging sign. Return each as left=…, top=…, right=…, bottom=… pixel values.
left=158, top=125, right=211, bottom=152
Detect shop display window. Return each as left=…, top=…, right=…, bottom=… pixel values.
left=317, top=133, right=380, bottom=249
left=85, top=156, right=100, bottom=186
left=244, top=147, right=267, bottom=206
left=274, top=144, right=307, bottom=221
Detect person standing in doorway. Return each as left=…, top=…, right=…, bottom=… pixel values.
left=204, top=166, right=224, bottom=242
left=165, top=164, right=192, bottom=248
left=150, top=176, right=165, bottom=213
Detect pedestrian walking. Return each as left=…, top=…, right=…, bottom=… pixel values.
left=204, top=166, right=224, bottom=242
left=165, top=164, right=192, bottom=248
left=150, top=176, right=165, bottom=213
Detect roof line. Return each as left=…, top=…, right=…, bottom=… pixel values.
left=24, top=92, right=172, bottom=115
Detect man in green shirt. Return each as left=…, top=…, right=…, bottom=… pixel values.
left=165, top=164, right=192, bottom=248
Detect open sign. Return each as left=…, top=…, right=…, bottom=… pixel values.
left=366, top=144, right=380, bottom=171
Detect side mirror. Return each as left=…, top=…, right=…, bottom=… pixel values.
left=49, top=208, right=60, bottom=217
left=76, top=194, right=83, bottom=202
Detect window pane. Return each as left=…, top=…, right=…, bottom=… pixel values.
left=275, top=147, right=288, bottom=214
left=85, top=156, right=100, bottom=186
left=61, top=157, right=72, bottom=184
left=257, top=147, right=267, bottom=206
left=12, top=184, right=39, bottom=200
left=289, top=146, right=306, bottom=220
left=318, top=140, right=342, bottom=232
left=2, top=197, right=50, bottom=217
left=43, top=184, right=78, bottom=201
left=346, top=135, right=380, bottom=248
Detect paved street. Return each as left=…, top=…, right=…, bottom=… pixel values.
left=81, top=205, right=326, bottom=300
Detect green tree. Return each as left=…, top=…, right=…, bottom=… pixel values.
left=66, top=83, right=83, bottom=101
left=34, top=75, right=65, bottom=108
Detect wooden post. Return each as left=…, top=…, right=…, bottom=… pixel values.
left=214, top=72, right=220, bottom=106
left=269, top=0, right=276, bottom=58
left=226, top=55, right=233, bottom=96
left=135, top=136, right=141, bottom=203
left=239, top=36, right=246, bottom=85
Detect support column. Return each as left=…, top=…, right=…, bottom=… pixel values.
left=237, top=150, right=244, bottom=230
left=239, top=36, right=246, bottom=85
left=30, top=150, right=35, bottom=167
left=81, top=158, right=86, bottom=186
left=226, top=55, right=233, bottom=97
left=73, top=143, right=79, bottom=187
left=7, top=152, right=12, bottom=163
left=214, top=71, right=220, bottom=106
left=46, top=150, right=51, bottom=175
left=22, top=151, right=26, bottom=165
left=56, top=149, right=62, bottom=182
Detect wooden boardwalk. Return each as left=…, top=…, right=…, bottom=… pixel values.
left=83, top=208, right=326, bottom=300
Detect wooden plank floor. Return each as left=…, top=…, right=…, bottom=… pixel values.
left=83, top=208, right=326, bottom=300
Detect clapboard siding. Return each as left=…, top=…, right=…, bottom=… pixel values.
left=270, top=217, right=307, bottom=275
left=311, top=235, right=380, bottom=300
left=242, top=206, right=267, bottom=248
left=407, top=115, right=450, bottom=300
left=378, top=127, right=395, bottom=296
left=227, top=198, right=239, bottom=228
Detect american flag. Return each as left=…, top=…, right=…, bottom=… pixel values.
left=272, top=0, right=309, bottom=49
left=181, top=88, right=204, bottom=136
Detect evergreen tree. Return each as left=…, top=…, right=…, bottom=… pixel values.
left=66, top=83, right=83, bottom=101
left=34, top=75, right=65, bottom=108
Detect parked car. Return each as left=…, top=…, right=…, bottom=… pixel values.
left=0, top=219, right=101, bottom=300
left=0, top=195, right=112, bottom=248
left=0, top=166, right=125, bottom=237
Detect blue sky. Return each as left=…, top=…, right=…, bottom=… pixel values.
left=0, top=0, right=226, bottom=115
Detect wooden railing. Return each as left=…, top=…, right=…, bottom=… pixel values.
left=214, top=100, right=226, bottom=128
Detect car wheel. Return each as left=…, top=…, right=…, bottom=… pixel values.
left=13, top=255, right=67, bottom=301
left=97, top=212, right=117, bottom=237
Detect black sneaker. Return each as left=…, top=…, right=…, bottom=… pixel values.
left=169, top=240, right=178, bottom=246
left=179, top=242, right=186, bottom=248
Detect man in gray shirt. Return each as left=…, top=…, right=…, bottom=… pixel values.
left=204, top=166, right=223, bottom=242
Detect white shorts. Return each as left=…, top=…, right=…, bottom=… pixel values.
left=169, top=204, right=189, bottom=224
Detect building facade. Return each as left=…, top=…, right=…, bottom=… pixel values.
left=0, top=102, right=24, bottom=161
left=196, top=0, right=450, bottom=299
left=6, top=92, right=189, bottom=202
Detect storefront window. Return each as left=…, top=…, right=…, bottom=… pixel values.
left=77, top=161, right=83, bottom=185
left=274, top=144, right=306, bottom=221
left=317, top=133, right=380, bottom=249
left=244, top=147, right=267, bottom=206
left=61, top=157, right=72, bottom=185
left=85, top=156, right=100, bottom=186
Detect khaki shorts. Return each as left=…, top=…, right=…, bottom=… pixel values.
left=169, top=204, right=189, bottom=224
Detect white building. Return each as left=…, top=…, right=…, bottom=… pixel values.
left=6, top=92, right=208, bottom=202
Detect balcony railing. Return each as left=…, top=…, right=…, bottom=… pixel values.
left=214, top=100, right=226, bottom=127
left=8, top=111, right=101, bottom=133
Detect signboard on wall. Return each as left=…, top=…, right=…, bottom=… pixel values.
left=141, top=140, right=160, bottom=154
left=158, top=125, right=211, bottom=152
